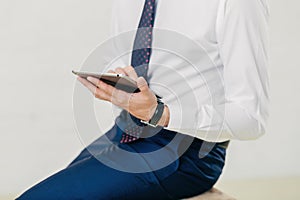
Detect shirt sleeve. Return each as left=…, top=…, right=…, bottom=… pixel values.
left=218, top=0, right=270, bottom=140
left=165, top=0, right=270, bottom=141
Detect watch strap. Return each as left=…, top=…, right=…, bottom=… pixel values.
left=148, top=101, right=164, bottom=127
left=141, top=100, right=164, bottom=127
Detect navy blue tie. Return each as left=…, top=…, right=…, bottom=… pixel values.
left=120, top=0, right=156, bottom=143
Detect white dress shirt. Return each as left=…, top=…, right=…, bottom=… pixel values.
left=107, top=0, right=270, bottom=142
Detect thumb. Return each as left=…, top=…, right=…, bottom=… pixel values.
left=136, top=77, right=149, bottom=92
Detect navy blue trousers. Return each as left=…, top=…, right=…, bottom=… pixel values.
left=17, top=124, right=226, bottom=200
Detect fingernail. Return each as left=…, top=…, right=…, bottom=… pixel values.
left=87, top=77, right=92, bottom=81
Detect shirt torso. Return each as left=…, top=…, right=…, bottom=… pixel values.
left=109, top=0, right=270, bottom=141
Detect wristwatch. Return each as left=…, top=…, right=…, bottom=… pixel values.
left=140, top=98, right=165, bottom=128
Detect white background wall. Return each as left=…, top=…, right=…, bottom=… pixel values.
left=1, top=0, right=299, bottom=198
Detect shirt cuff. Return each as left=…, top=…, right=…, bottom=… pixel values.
left=165, top=100, right=183, bottom=132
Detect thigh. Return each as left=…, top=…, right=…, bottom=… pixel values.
left=158, top=145, right=226, bottom=199
left=67, top=125, right=121, bottom=168
left=16, top=155, right=172, bottom=200
left=68, top=124, right=181, bottom=177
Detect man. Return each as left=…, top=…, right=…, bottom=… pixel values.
left=17, top=0, right=269, bottom=199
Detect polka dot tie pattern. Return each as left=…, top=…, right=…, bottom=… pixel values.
left=120, top=0, right=156, bottom=144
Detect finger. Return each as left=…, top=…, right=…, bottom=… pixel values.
left=123, top=66, right=138, bottom=81
left=136, top=77, right=149, bottom=92
left=107, top=69, right=116, bottom=74
left=87, top=76, right=100, bottom=87
left=115, top=67, right=127, bottom=76
left=87, top=76, right=117, bottom=97
left=111, top=90, right=131, bottom=109
left=77, top=76, right=97, bottom=94
left=94, top=88, right=111, bottom=101
left=77, top=77, right=111, bottom=101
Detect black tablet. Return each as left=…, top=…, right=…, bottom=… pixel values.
left=72, top=70, right=140, bottom=93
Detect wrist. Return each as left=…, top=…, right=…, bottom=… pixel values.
left=140, top=100, right=168, bottom=127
